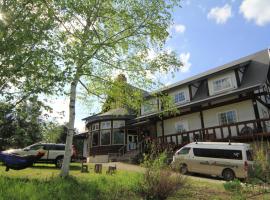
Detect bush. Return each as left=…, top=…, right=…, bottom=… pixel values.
left=248, top=141, right=270, bottom=183
left=140, top=152, right=185, bottom=200
left=223, top=179, right=242, bottom=193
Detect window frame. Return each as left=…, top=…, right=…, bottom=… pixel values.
left=113, top=120, right=125, bottom=129
left=175, top=120, right=189, bottom=133
left=100, top=121, right=111, bottom=130
left=112, top=128, right=125, bottom=145
left=212, top=76, right=233, bottom=93
left=91, top=131, right=99, bottom=147
left=92, top=123, right=99, bottom=131
left=177, top=147, right=191, bottom=155
left=100, top=129, right=111, bottom=146
left=217, top=110, right=237, bottom=126
left=174, top=91, right=187, bottom=104
left=193, top=148, right=243, bottom=160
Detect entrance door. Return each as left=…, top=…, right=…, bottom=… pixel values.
left=127, top=135, right=138, bottom=151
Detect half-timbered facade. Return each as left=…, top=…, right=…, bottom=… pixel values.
left=79, top=49, right=270, bottom=163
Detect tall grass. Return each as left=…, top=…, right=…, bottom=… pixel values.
left=0, top=170, right=142, bottom=200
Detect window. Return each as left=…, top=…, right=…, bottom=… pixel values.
left=178, top=147, right=191, bottom=155
left=100, top=130, right=110, bottom=145
left=101, top=121, right=111, bottom=129
left=218, top=110, right=237, bottom=125
left=193, top=148, right=242, bottom=160
left=213, top=77, right=232, bottom=93
left=92, top=131, right=99, bottom=146
left=174, top=91, right=186, bottom=104
left=175, top=121, right=188, bottom=133
left=113, top=120, right=125, bottom=128
left=142, top=99, right=157, bottom=114
left=92, top=123, right=99, bottom=131
left=54, top=145, right=65, bottom=151
left=29, top=145, right=44, bottom=150
left=113, top=129, right=125, bottom=144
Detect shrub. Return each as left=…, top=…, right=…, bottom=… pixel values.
left=223, top=179, right=242, bottom=193
left=170, top=158, right=184, bottom=172
left=248, top=140, right=270, bottom=183
left=140, top=152, right=185, bottom=200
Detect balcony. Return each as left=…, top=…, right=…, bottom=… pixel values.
left=157, top=118, right=270, bottom=146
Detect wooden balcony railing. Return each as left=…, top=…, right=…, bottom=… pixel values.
left=157, top=118, right=270, bottom=146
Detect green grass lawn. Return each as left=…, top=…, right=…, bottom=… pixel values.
left=0, top=163, right=269, bottom=200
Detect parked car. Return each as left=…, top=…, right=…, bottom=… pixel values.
left=172, top=142, right=253, bottom=181
left=3, top=143, right=76, bottom=168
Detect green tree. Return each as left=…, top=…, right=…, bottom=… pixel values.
left=0, top=98, right=44, bottom=150
left=42, top=122, right=67, bottom=143
left=0, top=0, right=67, bottom=116
left=1, top=0, right=182, bottom=177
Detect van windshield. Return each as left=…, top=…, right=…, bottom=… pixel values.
left=177, top=147, right=191, bottom=155
left=246, top=150, right=253, bottom=161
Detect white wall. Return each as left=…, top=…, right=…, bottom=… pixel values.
left=208, top=70, right=238, bottom=96
left=168, top=86, right=190, bottom=105
left=163, top=112, right=202, bottom=135
left=203, top=100, right=255, bottom=138
left=141, top=98, right=159, bottom=115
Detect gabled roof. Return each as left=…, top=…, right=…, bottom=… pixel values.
left=151, top=48, right=270, bottom=94
left=82, top=107, right=136, bottom=124
left=135, top=48, right=270, bottom=120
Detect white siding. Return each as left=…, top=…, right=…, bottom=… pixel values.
left=168, top=86, right=190, bottom=105
left=141, top=98, right=158, bottom=115
left=203, top=100, right=255, bottom=138
left=208, top=70, right=238, bottom=96
left=163, top=112, right=202, bottom=135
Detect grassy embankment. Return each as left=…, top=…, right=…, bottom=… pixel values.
left=0, top=163, right=268, bottom=200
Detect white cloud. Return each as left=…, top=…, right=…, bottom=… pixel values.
left=173, top=24, right=186, bottom=33
left=207, top=4, right=232, bottom=24
left=179, top=52, right=191, bottom=73
left=240, top=0, right=270, bottom=26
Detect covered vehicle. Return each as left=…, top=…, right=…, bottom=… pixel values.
left=2, top=143, right=75, bottom=168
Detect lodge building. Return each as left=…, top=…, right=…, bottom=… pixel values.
left=77, top=49, right=270, bottom=163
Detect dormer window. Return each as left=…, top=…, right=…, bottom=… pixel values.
left=174, top=91, right=186, bottom=104
left=212, top=76, right=232, bottom=93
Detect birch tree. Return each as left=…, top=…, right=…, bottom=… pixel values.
left=43, top=0, right=182, bottom=177
left=2, top=0, right=182, bottom=177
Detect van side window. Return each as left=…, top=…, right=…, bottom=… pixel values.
left=193, top=148, right=242, bottom=160
left=246, top=150, right=253, bottom=161
left=178, top=147, right=191, bottom=155
left=54, top=145, right=65, bottom=151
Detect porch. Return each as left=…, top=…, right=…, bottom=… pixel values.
left=157, top=118, right=270, bottom=147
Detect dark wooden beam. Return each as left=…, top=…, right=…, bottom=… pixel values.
left=252, top=98, right=262, bottom=130
left=161, top=119, right=165, bottom=142
left=199, top=110, right=205, bottom=129
left=234, top=69, right=241, bottom=87
left=188, top=85, right=193, bottom=101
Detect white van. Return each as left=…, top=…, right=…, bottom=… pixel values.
left=172, top=142, right=253, bottom=181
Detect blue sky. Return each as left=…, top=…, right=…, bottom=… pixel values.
left=49, top=0, right=270, bottom=131
left=164, top=0, right=270, bottom=84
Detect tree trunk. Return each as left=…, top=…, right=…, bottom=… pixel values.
left=60, top=79, right=78, bottom=177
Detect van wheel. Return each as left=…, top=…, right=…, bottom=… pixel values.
left=180, top=164, right=188, bottom=174
left=55, top=156, right=63, bottom=168
left=222, top=169, right=235, bottom=181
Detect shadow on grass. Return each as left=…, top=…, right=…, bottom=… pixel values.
left=31, top=164, right=81, bottom=171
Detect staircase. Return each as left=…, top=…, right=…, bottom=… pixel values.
left=108, top=141, right=143, bottom=163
